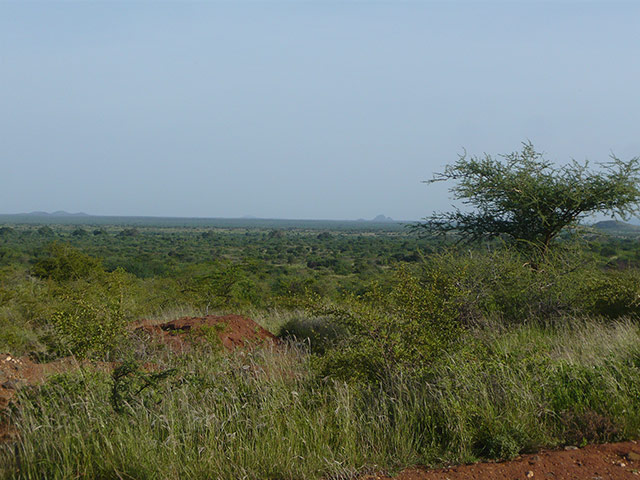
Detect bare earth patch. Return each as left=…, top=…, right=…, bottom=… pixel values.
left=134, top=314, right=278, bottom=352
left=1, top=314, right=277, bottom=442
left=0, top=354, right=111, bottom=442
left=366, top=441, right=640, bottom=480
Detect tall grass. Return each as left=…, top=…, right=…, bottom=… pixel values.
left=2, top=317, right=640, bottom=479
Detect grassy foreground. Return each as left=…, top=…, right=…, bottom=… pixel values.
left=2, top=318, right=640, bottom=480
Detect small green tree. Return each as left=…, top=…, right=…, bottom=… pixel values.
left=309, top=266, right=462, bottom=383
left=418, top=142, right=640, bottom=255
left=33, top=242, right=104, bottom=281
left=182, top=262, right=246, bottom=313
left=49, top=268, right=133, bottom=358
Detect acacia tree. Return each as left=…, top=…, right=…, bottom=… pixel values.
left=418, top=142, right=640, bottom=255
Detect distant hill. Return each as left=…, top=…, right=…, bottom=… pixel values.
left=372, top=215, right=395, bottom=222
left=592, top=220, right=640, bottom=232
left=355, top=215, right=395, bottom=222
left=26, top=211, right=89, bottom=217
left=356, top=215, right=396, bottom=223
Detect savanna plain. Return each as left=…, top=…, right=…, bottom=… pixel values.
left=1, top=214, right=640, bottom=479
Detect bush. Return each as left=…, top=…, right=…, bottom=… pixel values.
left=278, top=315, right=344, bottom=354
left=417, top=243, right=640, bottom=324
left=47, top=269, right=135, bottom=358
left=32, top=243, right=104, bottom=282
left=0, top=317, right=41, bottom=355
left=581, top=269, right=640, bottom=318
left=50, top=297, right=127, bottom=358
left=310, top=266, right=463, bottom=382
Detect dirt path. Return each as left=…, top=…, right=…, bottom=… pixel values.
left=367, top=441, right=640, bottom=480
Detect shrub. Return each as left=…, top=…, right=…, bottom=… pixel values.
left=195, top=323, right=228, bottom=352
left=180, top=261, right=267, bottom=312
left=0, top=317, right=41, bottom=356
left=32, top=243, right=104, bottom=282
left=416, top=243, right=640, bottom=324
left=310, top=266, right=463, bottom=382
left=50, top=297, right=127, bottom=358
left=48, top=269, right=135, bottom=358
left=581, top=269, right=640, bottom=318
left=278, top=315, right=344, bottom=354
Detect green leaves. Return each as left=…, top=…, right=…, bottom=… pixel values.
left=48, top=268, right=136, bottom=358
left=32, top=242, right=104, bottom=282
left=308, top=266, right=463, bottom=383
left=50, top=292, right=128, bottom=358
left=420, top=142, right=640, bottom=255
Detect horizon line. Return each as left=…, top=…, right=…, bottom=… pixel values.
left=0, top=211, right=417, bottom=223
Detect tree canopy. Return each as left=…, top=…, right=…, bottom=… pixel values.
left=418, top=142, right=640, bottom=253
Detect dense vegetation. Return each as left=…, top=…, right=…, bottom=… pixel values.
left=1, top=217, right=640, bottom=479
left=0, top=222, right=430, bottom=357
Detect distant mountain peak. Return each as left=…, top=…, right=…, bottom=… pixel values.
left=372, top=214, right=394, bottom=222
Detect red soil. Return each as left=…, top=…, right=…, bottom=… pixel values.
left=0, top=354, right=97, bottom=442
left=366, top=441, right=640, bottom=480
left=1, top=314, right=275, bottom=412
left=134, top=314, right=278, bottom=352
left=0, top=354, right=85, bottom=411
left=1, top=314, right=277, bottom=442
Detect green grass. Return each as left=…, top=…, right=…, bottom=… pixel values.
left=2, top=317, right=639, bottom=479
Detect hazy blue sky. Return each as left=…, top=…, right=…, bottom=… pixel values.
left=2, top=1, right=639, bottom=220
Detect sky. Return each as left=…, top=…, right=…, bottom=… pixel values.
left=1, top=1, right=640, bottom=221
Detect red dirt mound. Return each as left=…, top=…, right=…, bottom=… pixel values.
left=135, top=314, right=278, bottom=352
left=366, top=441, right=640, bottom=480
left=1, top=315, right=274, bottom=442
